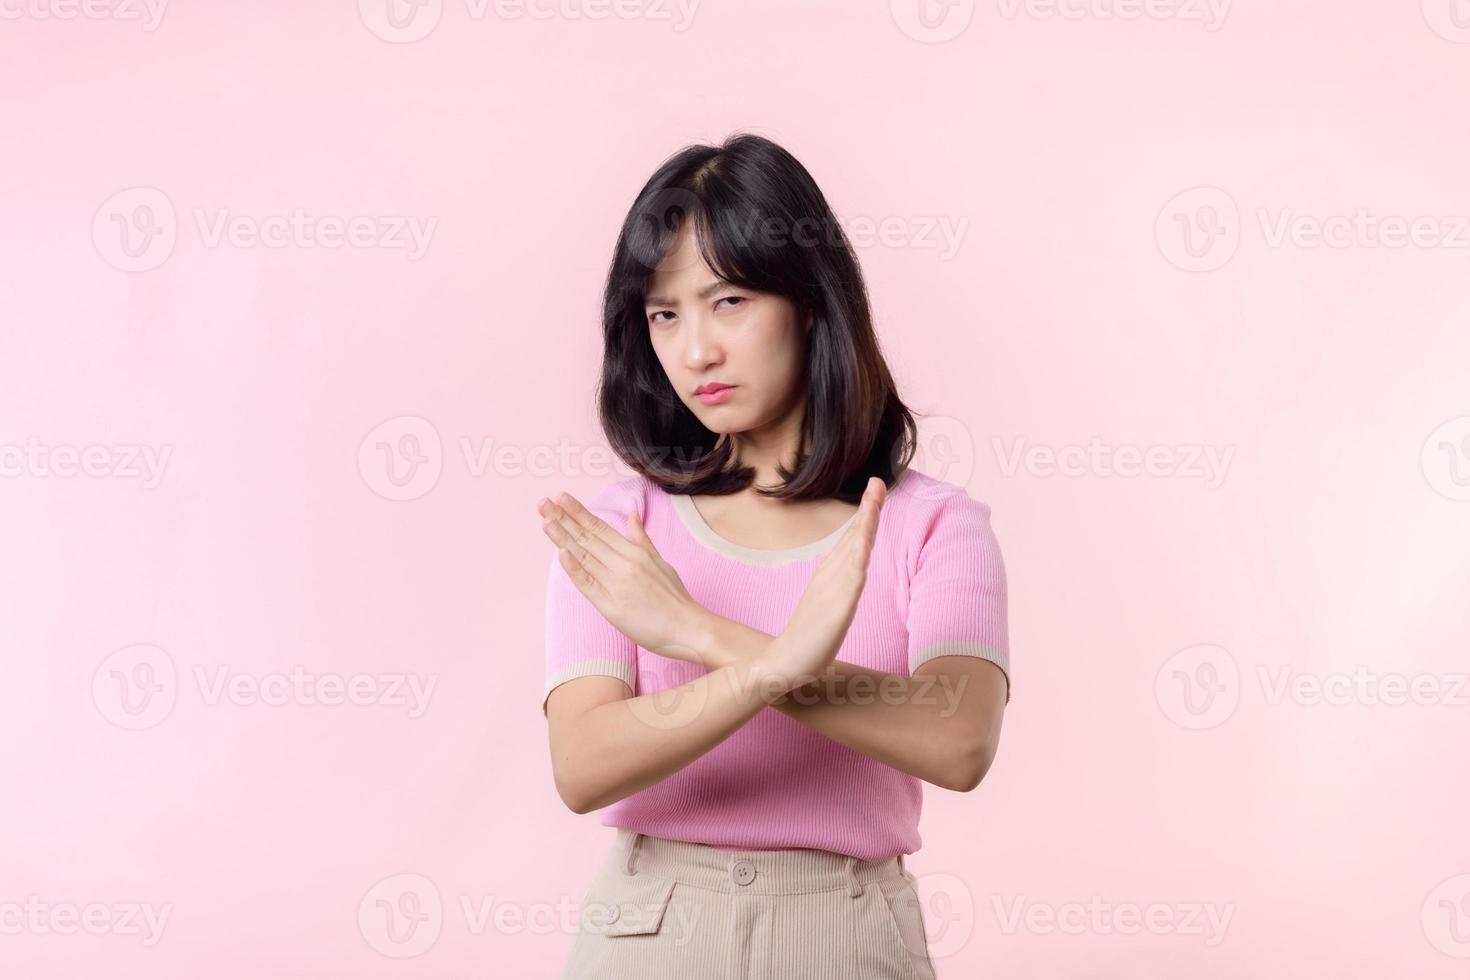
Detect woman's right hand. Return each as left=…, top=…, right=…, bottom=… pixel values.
left=538, top=491, right=713, bottom=666
left=758, top=476, right=888, bottom=687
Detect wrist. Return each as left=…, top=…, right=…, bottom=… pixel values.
left=679, top=605, right=727, bottom=669
left=745, top=636, right=807, bottom=701
left=698, top=628, right=801, bottom=705
left=690, top=609, right=776, bottom=673
left=721, top=650, right=791, bottom=707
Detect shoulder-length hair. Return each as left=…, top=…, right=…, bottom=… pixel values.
left=597, top=132, right=917, bottom=504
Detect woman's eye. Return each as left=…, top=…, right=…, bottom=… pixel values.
left=648, top=298, right=743, bottom=324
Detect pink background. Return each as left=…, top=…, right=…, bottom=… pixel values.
left=5, top=2, right=1470, bottom=977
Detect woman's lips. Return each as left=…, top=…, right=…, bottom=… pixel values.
left=696, top=386, right=735, bottom=405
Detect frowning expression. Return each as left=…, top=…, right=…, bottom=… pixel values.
left=643, top=223, right=811, bottom=435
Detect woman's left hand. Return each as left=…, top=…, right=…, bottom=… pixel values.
left=537, top=492, right=712, bottom=666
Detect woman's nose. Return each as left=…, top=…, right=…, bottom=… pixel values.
left=683, top=318, right=723, bottom=369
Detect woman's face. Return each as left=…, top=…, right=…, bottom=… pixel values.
left=643, top=223, right=811, bottom=441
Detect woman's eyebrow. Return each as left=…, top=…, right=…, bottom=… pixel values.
left=645, top=280, right=729, bottom=307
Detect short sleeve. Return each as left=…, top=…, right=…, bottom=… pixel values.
left=541, top=480, right=643, bottom=717
left=904, top=490, right=1011, bottom=704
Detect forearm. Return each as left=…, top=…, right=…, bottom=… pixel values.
left=696, top=613, right=978, bottom=790
left=554, top=647, right=790, bottom=814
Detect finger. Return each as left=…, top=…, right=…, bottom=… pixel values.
left=543, top=515, right=616, bottom=578
left=861, top=476, right=888, bottom=537
left=556, top=545, right=608, bottom=602
left=623, top=511, right=664, bottom=564
left=627, top=510, right=656, bottom=551
left=545, top=495, right=632, bottom=569
left=836, top=477, right=886, bottom=555
left=537, top=499, right=570, bottom=544
left=558, top=493, right=642, bottom=560
left=555, top=493, right=643, bottom=563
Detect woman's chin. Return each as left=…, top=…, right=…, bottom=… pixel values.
left=694, top=415, right=744, bottom=435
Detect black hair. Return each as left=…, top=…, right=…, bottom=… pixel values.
left=597, top=131, right=917, bottom=504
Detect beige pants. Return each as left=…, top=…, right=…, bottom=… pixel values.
left=560, top=828, right=936, bottom=980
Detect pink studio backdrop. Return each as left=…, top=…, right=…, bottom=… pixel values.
left=4, top=3, right=1470, bottom=978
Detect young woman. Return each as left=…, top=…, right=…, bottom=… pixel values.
left=537, top=133, right=1010, bottom=979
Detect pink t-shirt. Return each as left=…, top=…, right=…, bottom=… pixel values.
left=541, top=466, right=1010, bottom=861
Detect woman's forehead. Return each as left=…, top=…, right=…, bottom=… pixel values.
left=649, top=229, right=715, bottom=291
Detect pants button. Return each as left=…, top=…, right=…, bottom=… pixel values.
left=731, top=860, right=756, bottom=886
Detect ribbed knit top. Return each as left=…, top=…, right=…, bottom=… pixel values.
left=541, top=466, right=1010, bottom=861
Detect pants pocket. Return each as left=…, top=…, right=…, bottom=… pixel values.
left=579, top=871, right=677, bottom=937
left=873, top=874, right=935, bottom=980
left=561, top=872, right=681, bottom=979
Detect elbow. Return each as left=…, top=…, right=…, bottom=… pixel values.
left=555, top=763, right=620, bottom=814
left=945, top=740, right=998, bottom=793
left=552, top=765, right=596, bottom=815
left=557, top=784, right=588, bottom=814
left=557, top=783, right=596, bottom=815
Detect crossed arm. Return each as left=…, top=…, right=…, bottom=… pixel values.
left=539, top=485, right=1007, bottom=814
left=690, top=612, right=1007, bottom=790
